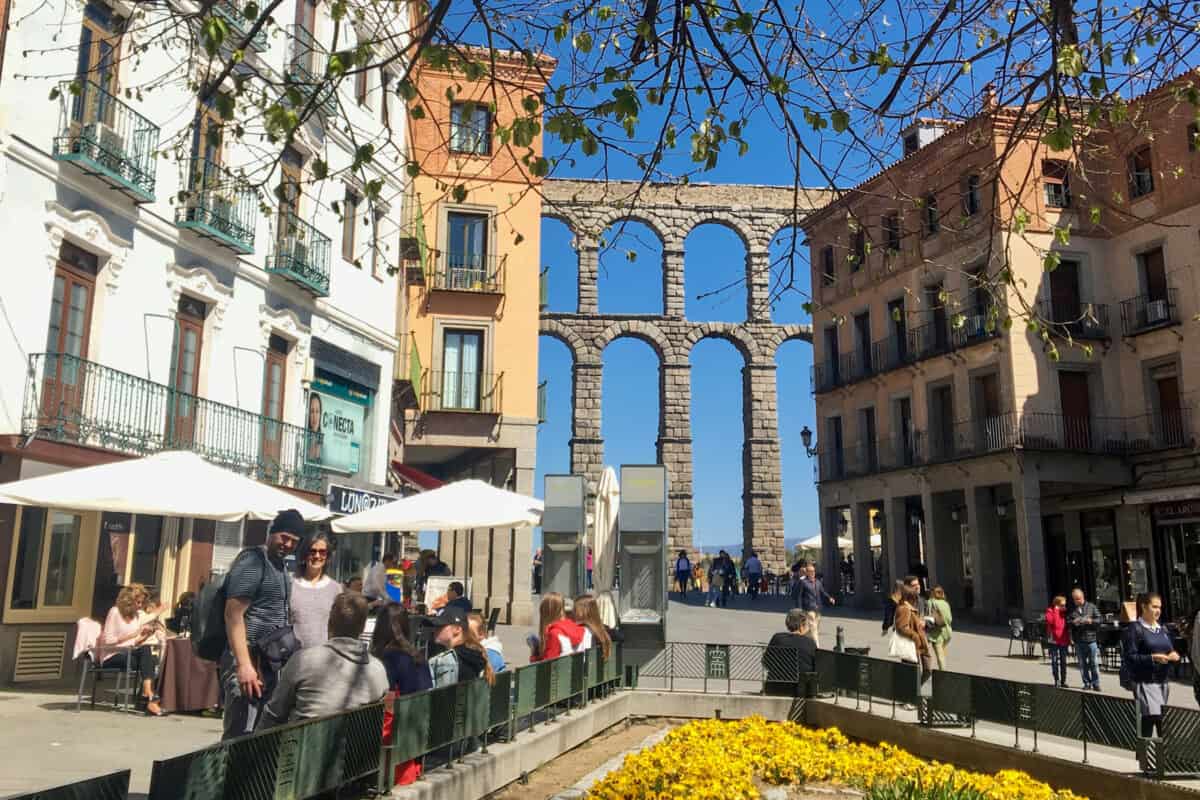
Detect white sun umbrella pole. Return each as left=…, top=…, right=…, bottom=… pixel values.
left=591, top=467, right=620, bottom=627
left=0, top=450, right=332, bottom=521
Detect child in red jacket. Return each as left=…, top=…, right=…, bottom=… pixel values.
left=1046, top=595, right=1071, bottom=687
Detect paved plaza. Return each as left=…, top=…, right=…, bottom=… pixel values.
left=2, top=596, right=1197, bottom=798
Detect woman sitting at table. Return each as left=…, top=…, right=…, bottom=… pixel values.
left=98, top=585, right=164, bottom=716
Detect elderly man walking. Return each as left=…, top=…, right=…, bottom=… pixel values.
left=796, top=563, right=835, bottom=648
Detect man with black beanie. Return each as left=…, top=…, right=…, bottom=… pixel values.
left=220, top=509, right=304, bottom=739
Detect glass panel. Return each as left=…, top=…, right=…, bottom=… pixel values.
left=443, top=331, right=461, bottom=408
left=44, top=512, right=82, bottom=607
left=46, top=275, right=65, bottom=353
left=10, top=508, right=48, bottom=609
left=1085, top=522, right=1120, bottom=613
left=460, top=332, right=480, bottom=409
left=179, top=329, right=198, bottom=394
left=66, top=283, right=89, bottom=357
left=267, top=362, right=283, bottom=417
left=130, top=515, right=163, bottom=587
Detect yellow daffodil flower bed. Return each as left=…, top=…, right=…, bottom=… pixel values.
left=587, top=717, right=1088, bottom=800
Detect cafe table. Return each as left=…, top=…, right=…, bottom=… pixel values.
left=157, top=637, right=220, bottom=713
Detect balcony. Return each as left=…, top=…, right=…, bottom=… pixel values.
left=175, top=159, right=257, bottom=254
left=285, top=25, right=336, bottom=116
left=1037, top=300, right=1110, bottom=340
left=52, top=80, right=160, bottom=203
left=213, top=0, right=269, bottom=52
left=267, top=212, right=331, bottom=296
left=1120, top=290, right=1180, bottom=336
left=24, top=353, right=320, bottom=491
left=422, top=369, right=503, bottom=414
left=429, top=253, right=505, bottom=294
left=811, top=359, right=841, bottom=394
left=816, top=411, right=1193, bottom=482
left=393, top=336, right=422, bottom=411
left=399, top=196, right=429, bottom=286
left=950, top=312, right=1003, bottom=348
left=871, top=334, right=912, bottom=374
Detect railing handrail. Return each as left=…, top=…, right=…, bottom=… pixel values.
left=421, top=368, right=503, bottom=413
left=276, top=210, right=332, bottom=247
left=58, top=79, right=157, bottom=132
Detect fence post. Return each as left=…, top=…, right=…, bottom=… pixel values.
left=835, top=626, right=845, bottom=653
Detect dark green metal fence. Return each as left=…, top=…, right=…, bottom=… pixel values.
left=6, top=770, right=130, bottom=800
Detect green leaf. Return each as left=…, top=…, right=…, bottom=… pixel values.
left=529, top=156, right=549, bottom=177
left=1053, top=223, right=1071, bottom=245
left=1042, top=121, right=1073, bottom=151
left=1043, top=251, right=1061, bottom=272
left=410, top=105, right=425, bottom=120
left=451, top=184, right=468, bottom=203
left=1089, top=206, right=1101, bottom=225
left=1056, top=44, right=1084, bottom=77
left=831, top=109, right=849, bottom=133
left=243, top=2, right=258, bottom=20
left=311, top=159, right=328, bottom=180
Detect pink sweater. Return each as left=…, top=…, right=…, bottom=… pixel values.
left=98, top=606, right=144, bottom=663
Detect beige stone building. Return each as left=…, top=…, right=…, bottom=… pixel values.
left=805, top=75, right=1200, bottom=622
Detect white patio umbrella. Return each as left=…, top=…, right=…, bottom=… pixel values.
left=0, top=450, right=332, bottom=521
left=332, top=479, right=542, bottom=532
left=798, top=533, right=852, bottom=550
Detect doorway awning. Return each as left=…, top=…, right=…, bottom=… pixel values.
left=1123, top=485, right=1200, bottom=506
left=390, top=461, right=445, bottom=491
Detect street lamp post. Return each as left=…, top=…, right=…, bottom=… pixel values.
left=801, top=425, right=817, bottom=457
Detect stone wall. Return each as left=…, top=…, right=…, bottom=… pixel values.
left=539, top=179, right=829, bottom=571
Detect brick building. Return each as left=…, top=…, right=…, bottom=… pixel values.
left=805, top=74, right=1200, bottom=622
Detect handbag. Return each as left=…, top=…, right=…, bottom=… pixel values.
left=886, top=628, right=918, bottom=663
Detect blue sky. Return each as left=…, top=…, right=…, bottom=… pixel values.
left=533, top=158, right=819, bottom=552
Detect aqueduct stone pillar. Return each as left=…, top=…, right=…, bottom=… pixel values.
left=570, top=359, right=605, bottom=491
left=657, top=362, right=694, bottom=555
left=742, top=361, right=786, bottom=567
left=539, top=179, right=828, bottom=573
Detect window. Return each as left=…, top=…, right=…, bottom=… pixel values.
left=1043, top=159, right=1071, bottom=208
left=9, top=508, right=83, bottom=611
left=922, top=194, right=939, bottom=236
left=851, top=226, right=866, bottom=271
left=442, top=329, right=483, bottom=410
left=1189, top=122, right=1199, bottom=153
left=168, top=296, right=206, bottom=443
left=882, top=212, right=901, bottom=253
left=129, top=515, right=163, bottom=588
left=820, top=245, right=835, bottom=286
left=278, top=146, right=303, bottom=227
left=76, top=2, right=119, bottom=97
left=191, top=99, right=223, bottom=168
left=354, top=68, right=368, bottom=107
left=446, top=210, right=488, bottom=287
left=903, top=133, right=919, bottom=157
left=962, top=174, right=980, bottom=216
left=342, top=188, right=359, bottom=263
left=380, top=70, right=392, bottom=126
left=371, top=208, right=385, bottom=278
left=1128, top=146, right=1154, bottom=198
left=450, top=102, right=491, bottom=155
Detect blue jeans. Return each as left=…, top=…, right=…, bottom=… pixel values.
left=706, top=583, right=720, bottom=605
left=1048, top=644, right=1069, bottom=686
left=1076, top=641, right=1100, bottom=688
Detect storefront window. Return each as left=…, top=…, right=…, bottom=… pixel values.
left=1161, top=522, right=1200, bottom=621
left=130, top=514, right=164, bottom=587
left=44, top=512, right=81, bottom=606
left=10, top=507, right=47, bottom=609
left=1083, top=511, right=1120, bottom=613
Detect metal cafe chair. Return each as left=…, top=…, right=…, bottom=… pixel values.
left=73, top=617, right=137, bottom=713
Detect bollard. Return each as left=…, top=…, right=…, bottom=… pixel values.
left=835, top=626, right=845, bottom=652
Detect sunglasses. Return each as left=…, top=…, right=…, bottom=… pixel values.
left=309, top=549, right=329, bottom=559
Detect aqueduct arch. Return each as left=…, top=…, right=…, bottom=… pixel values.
left=540, top=179, right=830, bottom=571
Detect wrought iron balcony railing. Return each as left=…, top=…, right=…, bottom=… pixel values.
left=950, top=312, right=1002, bottom=348
left=52, top=80, right=160, bottom=202
left=267, top=212, right=332, bottom=296
left=429, top=252, right=505, bottom=294
left=24, top=352, right=320, bottom=491
left=213, top=0, right=269, bottom=52
left=817, top=411, right=1194, bottom=482
left=175, top=158, right=257, bottom=254
left=1037, top=300, right=1110, bottom=340
left=285, top=25, right=336, bottom=116
left=421, top=369, right=502, bottom=414
left=1120, top=290, right=1180, bottom=336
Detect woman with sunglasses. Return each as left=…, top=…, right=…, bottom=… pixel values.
left=291, top=532, right=342, bottom=649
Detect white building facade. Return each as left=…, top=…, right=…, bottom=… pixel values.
left=0, top=0, right=407, bottom=683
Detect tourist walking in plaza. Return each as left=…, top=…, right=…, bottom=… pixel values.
left=220, top=510, right=303, bottom=739
left=98, top=584, right=163, bottom=716
left=796, top=563, right=835, bottom=647
left=1045, top=595, right=1072, bottom=687
left=364, top=552, right=398, bottom=607
left=894, top=579, right=931, bottom=686
left=259, top=592, right=388, bottom=729
left=532, top=548, right=543, bottom=595
left=1068, top=588, right=1102, bottom=691
left=719, top=551, right=737, bottom=607
left=926, top=586, right=953, bottom=669
left=291, top=532, right=342, bottom=649
left=744, top=551, right=763, bottom=601
left=1122, top=592, right=1180, bottom=739
left=674, top=550, right=692, bottom=597
left=882, top=579, right=905, bottom=634
left=705, top=555, right=723, bottom=607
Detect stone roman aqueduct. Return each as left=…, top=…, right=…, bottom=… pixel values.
left=538, top=179, right=830, bottom=571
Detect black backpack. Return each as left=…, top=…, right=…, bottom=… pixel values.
left=192, top=548, right=261, bottom=662
left=1118, top=624, right=1142, bottom=691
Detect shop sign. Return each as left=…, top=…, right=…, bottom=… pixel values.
left=307, top=373, right=370, bottom=474
left=1152, top=500, right=1200, bottom=522
left=327, top=484, right=397, bottom=515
